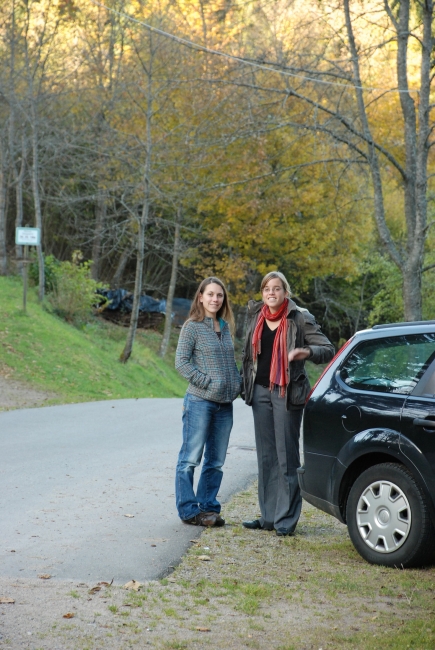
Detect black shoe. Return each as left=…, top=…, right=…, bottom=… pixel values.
left=242, top=519, right=262, bottom=529
left=275, top=527, right=294, bottom=537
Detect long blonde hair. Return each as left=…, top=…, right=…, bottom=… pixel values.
left=188, top=277, right=235, bottom=334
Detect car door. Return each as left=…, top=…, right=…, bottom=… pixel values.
left=305, top=334, right=415, bottom=460
left=303, top=337, right=409, bottom=499
left=400, top=351, right=435, bottom=493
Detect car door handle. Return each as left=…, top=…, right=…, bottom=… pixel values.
left=413, top=418, right=435, bottom=429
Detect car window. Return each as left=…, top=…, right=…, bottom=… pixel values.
left=339, top=333, right=435, bottom=394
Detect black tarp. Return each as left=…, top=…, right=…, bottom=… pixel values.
left=96, top=289, right=191, bottom=326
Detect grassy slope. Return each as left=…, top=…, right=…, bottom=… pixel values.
left=0, top=276, right=325, bottom=406
left=0, top=276, right=187, bottom=404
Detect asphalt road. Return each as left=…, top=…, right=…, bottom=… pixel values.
left=0, top=398, right=257, bottom=585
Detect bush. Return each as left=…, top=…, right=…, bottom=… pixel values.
left=29, top=253, right=60, bottom=292
left=48, top=251, right=106, bottom=324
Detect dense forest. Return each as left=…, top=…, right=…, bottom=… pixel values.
left=1, top=0, right=435, bottom=353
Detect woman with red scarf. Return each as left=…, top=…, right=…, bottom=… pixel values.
left=241, top=272, right=334, bottom=536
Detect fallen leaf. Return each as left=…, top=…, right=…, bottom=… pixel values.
left=38, top=574, right=51, bottom=580
left=124, top=580, right=142, bottom=591
left=124, top=514, right=134, bottom=518
left=151, top=544, right=156, bottom=547
left=0, top=597, right=15, bottom=604
left=63, top=612, right=74, bottom=619
left=88, top=586, right=101, bottom=595
left=98, top=580, right=113, bottom=586
left=197, top=555, right=211, bottom=561
left=196, top=627, right=211, bottom=632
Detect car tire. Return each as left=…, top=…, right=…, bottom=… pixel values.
left=346, top=462, right=435, bottom=568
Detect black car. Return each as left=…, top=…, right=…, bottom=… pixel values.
left=298, top=320, right=435, bottom=568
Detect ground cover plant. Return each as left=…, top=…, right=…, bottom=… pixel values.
left=0, top=276, right=186, bottom=406
left=1, top=482, right=434, bottom=649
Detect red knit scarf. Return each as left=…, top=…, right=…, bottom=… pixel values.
left=252, top=298, right=289, bottom=396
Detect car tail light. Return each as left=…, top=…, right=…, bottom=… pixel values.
left=305, top=336, right=355, bottom=403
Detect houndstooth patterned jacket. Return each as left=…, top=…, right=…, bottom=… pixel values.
left=175, top=317, right=242, bottom=403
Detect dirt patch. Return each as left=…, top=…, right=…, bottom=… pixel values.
left=0, top=375, right=57, bottom=411
left=1, top=485, right=434, bottom=650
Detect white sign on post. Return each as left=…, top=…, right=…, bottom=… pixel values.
left=15, top=227, right=41, bottom=246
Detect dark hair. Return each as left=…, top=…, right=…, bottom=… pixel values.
left=188, top=277, right=235, bottom=333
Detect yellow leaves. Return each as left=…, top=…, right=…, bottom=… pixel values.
left=187, top=146, right=374, bottom=303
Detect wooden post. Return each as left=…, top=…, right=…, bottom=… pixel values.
left=23, top=244, right=28, bottom=313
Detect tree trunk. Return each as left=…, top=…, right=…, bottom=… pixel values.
left=159, top=215, right=181, bottom=357
left=119, top=198, right=149, bottom=363
left=343, top=0, right=430, bottom=321
left=403, top=259, right=422, bottom=322
left=0, top=137, right=7, bottom=276
left=119, top=32, right=156, bottom=363
left=31, top=124, right=45, bottom=301
left=14, top=136, right=26, bottom=276
left=91, top=195, right=106, bottom=281
left=111, top=247, right=130, bottom=288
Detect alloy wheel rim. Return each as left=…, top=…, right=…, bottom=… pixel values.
left=356, top=480, right=411, bottom=553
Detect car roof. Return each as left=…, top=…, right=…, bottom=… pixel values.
left=354, top=320, right=435, bottom=341
left=372, top=320, right=435, bottom=330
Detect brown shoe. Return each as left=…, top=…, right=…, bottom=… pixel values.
left=198, top=512, right=219, bottom=526
left=183, top=512, right=217, bottom=527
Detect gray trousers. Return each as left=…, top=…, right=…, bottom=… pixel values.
left=252, top=384, right=303, bottom=531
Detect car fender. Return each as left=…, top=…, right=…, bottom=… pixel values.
left=330, top=428, right=403, bottom=519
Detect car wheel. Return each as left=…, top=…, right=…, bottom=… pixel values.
left=346, top=463, right=435, bottom=568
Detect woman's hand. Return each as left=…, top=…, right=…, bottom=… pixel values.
left=288, top=347, right=311, bottom=362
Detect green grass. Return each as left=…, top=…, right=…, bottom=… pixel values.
left=0, top=276, right=187, bottom=405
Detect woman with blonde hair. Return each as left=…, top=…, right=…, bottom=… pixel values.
left=241, top=271, right=334, bottom=536
left=175, top=277, right=241, bottom=527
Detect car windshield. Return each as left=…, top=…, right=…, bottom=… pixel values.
left=339, top=333, right=435, bottom=394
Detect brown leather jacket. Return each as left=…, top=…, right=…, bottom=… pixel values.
left=241, top=299, right=334, bottom=409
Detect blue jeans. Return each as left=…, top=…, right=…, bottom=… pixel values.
left=175, top=393, right=233, bottom=520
